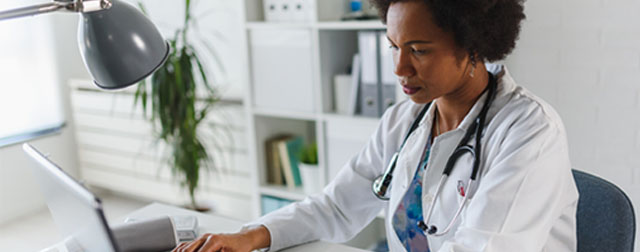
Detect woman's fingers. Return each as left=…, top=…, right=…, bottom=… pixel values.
left=197, top=234, right=223, bottom=252
left=173, top=242, right=189, bottom=252
left=178, top=235, right=209, bottom=252
left=171, top=232, right=255, bottom=252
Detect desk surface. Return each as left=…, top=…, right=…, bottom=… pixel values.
left=126, top=203, right=368, bottom=252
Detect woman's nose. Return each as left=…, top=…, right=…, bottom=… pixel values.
left=394, top=50, right=416, bottom=78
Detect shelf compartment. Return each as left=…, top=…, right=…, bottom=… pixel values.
left=318, top=30, right=360, bottom=114
left=324, top=115, right=379, bottom=181
left=249, top=28, right=316, bottom=113
left=253, top=116, right=317, bottom=197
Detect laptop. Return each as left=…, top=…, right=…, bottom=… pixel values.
left=23, top=143, right=120, bottom=252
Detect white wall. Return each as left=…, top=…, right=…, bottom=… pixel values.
left=0, top=131, right=79, bottom=225
left=0, top=11, right=88, bottom=225
left=505, top=0, right=640, bottom=246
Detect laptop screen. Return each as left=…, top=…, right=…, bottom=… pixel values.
left=23, top=143, right=119, bottom=252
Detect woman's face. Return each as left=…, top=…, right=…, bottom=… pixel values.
left=386, top=0, right=471, bottom=104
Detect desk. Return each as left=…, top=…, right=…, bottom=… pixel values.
left=125, top=203, right=368, bottom=252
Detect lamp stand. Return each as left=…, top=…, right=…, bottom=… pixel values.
left=0, top=0, right=111, bottom=21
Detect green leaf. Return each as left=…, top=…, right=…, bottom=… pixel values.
left=299, top=142, right=318, bottom=165
left=137, top=1, right=148, bottom=16
left=192, top=52, right=217, bottom=95
left=134, top=78, right=148, bottom=118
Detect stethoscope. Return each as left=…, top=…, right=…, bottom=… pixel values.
left=371, top=73, right=497, bottom=237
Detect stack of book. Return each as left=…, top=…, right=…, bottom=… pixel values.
left=264, top=134, right=304, bottom=189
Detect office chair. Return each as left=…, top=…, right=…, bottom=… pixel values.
left=572, top=169, right=636, bottom=252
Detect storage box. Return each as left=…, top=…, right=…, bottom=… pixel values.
left=264, top=0, right=313, bottom=22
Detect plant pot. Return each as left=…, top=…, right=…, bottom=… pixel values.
left=183, top=205, right=211, bottom=213
left=299, top=163, right=322, bottom=195
left=182, top=199, right=215, bottom=213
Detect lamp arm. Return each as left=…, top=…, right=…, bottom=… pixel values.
left=0, top=0, right=111, bottom=21
left=0, top=2, right=72, bottom=21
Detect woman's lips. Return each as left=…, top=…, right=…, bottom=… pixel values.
left=402, top=85, right=421, bottom=95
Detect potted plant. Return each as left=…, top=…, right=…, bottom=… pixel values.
left=133, top=0, right=221, bottom=210
left=298, top=142, right=321, bottom=195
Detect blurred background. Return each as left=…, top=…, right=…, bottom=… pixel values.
left=0, top=0, right=638, bottom=251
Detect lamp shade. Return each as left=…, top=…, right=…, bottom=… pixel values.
left=77, top=0, right=168, bottom=90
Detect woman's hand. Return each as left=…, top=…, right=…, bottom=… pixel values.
left=172, top=225, right=271, bottom=252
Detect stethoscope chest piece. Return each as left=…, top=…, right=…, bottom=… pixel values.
left=372, top=152, right=400, bottom=200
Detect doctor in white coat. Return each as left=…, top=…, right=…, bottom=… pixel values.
left=174, top=0, right=579, bottom=251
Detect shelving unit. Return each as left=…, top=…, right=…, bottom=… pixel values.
left=240, top=0, right=396, bottom=249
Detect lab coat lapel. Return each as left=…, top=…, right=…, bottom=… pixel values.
left=386, top=102, right=435, bottom=249
left=388, top=103, right=436, bottom=213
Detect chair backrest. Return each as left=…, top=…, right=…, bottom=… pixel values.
left=572, top=169, right=636, bottom=252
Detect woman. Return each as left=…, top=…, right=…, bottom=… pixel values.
left=174, top=0, right=579, bottom=251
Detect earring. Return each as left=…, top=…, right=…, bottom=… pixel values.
left=469, top=54, right=476, bottom=78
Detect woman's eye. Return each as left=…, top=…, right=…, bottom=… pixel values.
left=389, top=45, right=399, bottom=51
left=411, top=48, right=427, bottom=55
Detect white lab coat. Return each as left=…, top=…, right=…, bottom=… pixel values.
left=246, top=64, right=579, bottom=252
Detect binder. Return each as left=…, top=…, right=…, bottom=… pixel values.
left=358, top=31, right=381, bottom=117
left=348, top=54, right=361, bottom=115
left=379, top=31, right=397, bottom=112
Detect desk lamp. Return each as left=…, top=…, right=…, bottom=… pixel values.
left=0, top=0, right=169, bottom=89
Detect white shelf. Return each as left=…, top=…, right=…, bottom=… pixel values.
left=321, top=112, right=381, bottom=124
left=252, top=107, right=319, bottom=121
left=246, top=22, right=312, bottom=30
left=260, top=184, right=307, bottom=201
left=316, top=20, right=385, bottom=30
left=246, top=20, right=385, bottom=31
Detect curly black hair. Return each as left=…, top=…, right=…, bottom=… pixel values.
left=371, top=0, right=525, bottom=62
